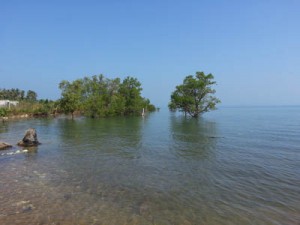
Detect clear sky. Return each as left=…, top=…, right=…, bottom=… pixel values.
left=1, top=0, right=299, bottom=107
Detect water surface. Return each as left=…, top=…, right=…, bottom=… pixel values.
left=0, top=106, right=299, bottom=224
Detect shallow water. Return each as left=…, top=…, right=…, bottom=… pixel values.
left=0, top=106, right=299, bottom=225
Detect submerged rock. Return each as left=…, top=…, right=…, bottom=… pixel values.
left=22, top=204, right=34, bottom=213
left=17, top=128, right=40, bottom=147
left=0, top=142, right=12, bottom=150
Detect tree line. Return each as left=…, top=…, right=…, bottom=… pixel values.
left=1, top=71, right=221, bottom=118
left=58, top=75, right=156, bottom=118
left=0, top=88, right=38, bottom=102
left=0, top=88, right=56, bottom=117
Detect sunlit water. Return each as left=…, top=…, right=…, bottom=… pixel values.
left=0, top=106, right=299, bottom=225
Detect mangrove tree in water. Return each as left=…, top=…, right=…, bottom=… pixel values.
left=169, top=71, right=220, bottom=118
left=58, top=75, right=156, bottom=118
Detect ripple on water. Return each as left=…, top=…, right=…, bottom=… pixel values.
left=1, top=108, right=300, bottom=224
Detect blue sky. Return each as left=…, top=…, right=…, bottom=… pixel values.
left=1, top=0, right=299, bottom=107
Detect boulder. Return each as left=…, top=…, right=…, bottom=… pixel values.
left=0, top=142, right=12, bottom=150
left=17, top=128, right=40, bottom=147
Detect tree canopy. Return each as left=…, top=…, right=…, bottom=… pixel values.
left=169, top=71, right=220, bottom=118
left=58, top=75, right=156, bottom=118
left=0, top=88, right=37, bottom=101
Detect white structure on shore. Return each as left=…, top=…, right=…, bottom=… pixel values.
left=0, top=100, right=19, bottom=108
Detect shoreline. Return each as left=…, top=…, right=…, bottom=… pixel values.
left=1, top=113, right=58, bottom=122
left=2, top=114, right=29, bottom=121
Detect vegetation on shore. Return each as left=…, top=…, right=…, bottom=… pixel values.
left=0, top=74, right=156, bottom=118
left=58, top=75, right=156, bottom=118
left=0, top=99, right=57, bottom=118
left=0, top=88, right=57, bottom=118
left=0, top=88, right=38, bottom=102
left=2, top=71, right=221, bottom=119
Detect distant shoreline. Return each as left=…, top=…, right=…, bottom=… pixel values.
left=1, top=113, right=58, bottom=122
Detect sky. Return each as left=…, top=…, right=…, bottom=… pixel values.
left=1, top=0, right=299, bottom=107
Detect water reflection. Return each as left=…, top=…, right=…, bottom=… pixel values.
left=56, top=116, right=143, bottom=159
left=170, top=114, right=218, bottom=159
left=1, top=109, right=299, bottom=225
left=22, top=146, right=39, bottom=161
left=0, top=121, right=9, bottom=134
left=50, top=117, right=146, bottom=201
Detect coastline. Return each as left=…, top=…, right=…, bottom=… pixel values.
left=2, top=114, right=29, bottom=121
left=1, top=113, right=58, bottom=122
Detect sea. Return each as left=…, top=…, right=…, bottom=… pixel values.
left=0, top=106, right=299, bottom=225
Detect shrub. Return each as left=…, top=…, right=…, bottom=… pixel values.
left=0, top=107, right=8, bottom=117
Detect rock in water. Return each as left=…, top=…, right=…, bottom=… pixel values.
left=0, top=142, right=12, bottom=150
left=17, top=128, right=40, bottom=147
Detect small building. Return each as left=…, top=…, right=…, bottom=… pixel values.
left=0, top=100, right=19, bottom=108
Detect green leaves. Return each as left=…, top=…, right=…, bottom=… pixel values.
left=169, top=71, right=220, bottom=117
left=0, top=88, right=37, bottom=102
left=0, top=108, right=8, bottom=117
left=58, top=75, right=155, bottom=118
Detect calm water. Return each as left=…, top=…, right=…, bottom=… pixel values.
left=0, top=106, right=299, bottom=225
